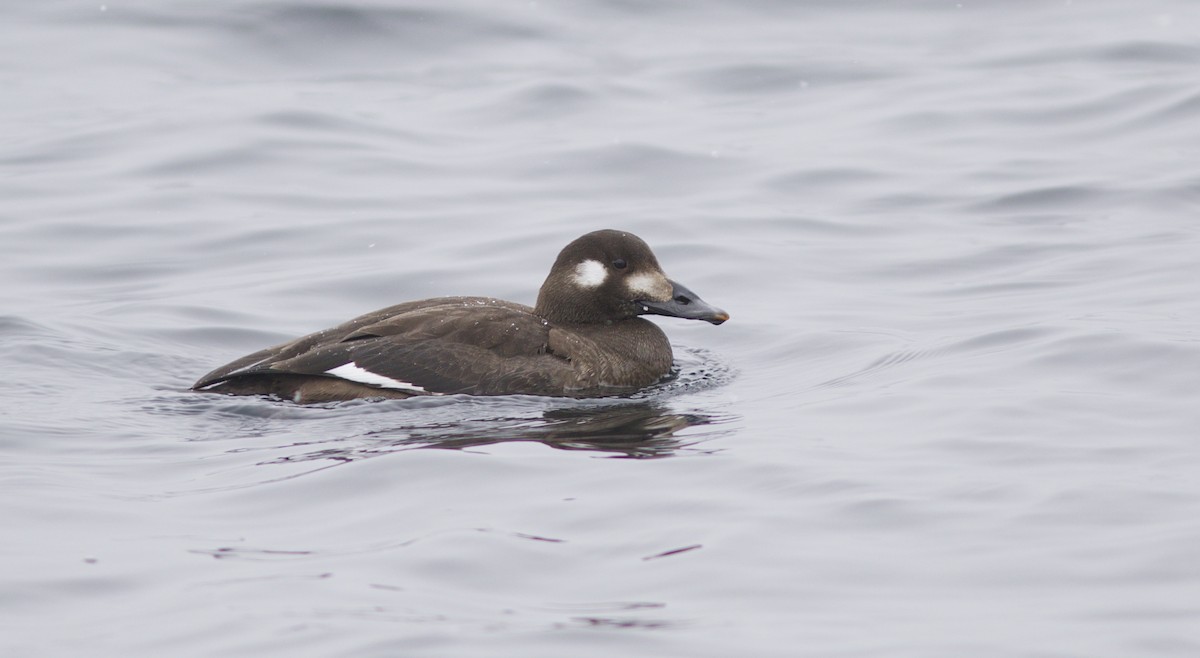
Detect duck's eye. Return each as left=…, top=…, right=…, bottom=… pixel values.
left=612, top=258, right=627, bottom=270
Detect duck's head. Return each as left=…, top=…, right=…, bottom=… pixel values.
left=535, top=229, right=729, bottom=326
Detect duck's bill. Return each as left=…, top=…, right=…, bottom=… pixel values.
left=637, top=280, right=729, bottom=325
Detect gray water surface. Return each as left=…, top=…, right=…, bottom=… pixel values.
left=3, top=1, right=1200, bottom=656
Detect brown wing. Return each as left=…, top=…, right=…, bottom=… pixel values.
left=193, top=297, right=579, bottom=396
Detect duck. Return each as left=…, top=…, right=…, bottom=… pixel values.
left=191, top=229, right=728, bottom=402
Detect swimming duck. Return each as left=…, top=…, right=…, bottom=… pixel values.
left=191, top=229, right=728, bottom=402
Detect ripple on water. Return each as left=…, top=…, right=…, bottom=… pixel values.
left=678, top=60, right=892, bottom=95
left=518, top=143, right=742, bottom=191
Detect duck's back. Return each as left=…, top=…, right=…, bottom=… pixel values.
left=193, top=297, right=558, bottom=400
left=191, top=296, right=671, bottom=402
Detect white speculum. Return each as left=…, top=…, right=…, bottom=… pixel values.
left=325, top=362, right=427, bottom=392
left=572, top=259, right=608, bottom=288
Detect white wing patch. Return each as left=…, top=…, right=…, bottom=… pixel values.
left=572, top=259, right=608, bottom=288
left=325, top=362, right=428, bottom=392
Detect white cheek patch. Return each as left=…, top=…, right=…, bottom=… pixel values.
left=325, top=362, right=428, bottom=393
left=625, top=271, right=672, bottom=300
left=572, top=259, right=608, bottom=288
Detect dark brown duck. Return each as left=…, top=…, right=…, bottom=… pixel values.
left=191, top=229, right=728, bottom=402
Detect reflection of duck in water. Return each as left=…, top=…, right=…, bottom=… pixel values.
left=193, top=230, right=727, bottom=403
left=419, top=404, right=725, bottom=459
left=264, top=403, right=732, bottom=463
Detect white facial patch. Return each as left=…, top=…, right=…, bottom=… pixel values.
left=625, top=271, right=672, bottom=300
left=325, top=362, right=427, bottom=393
left=572, top=259, right=608, bottom=288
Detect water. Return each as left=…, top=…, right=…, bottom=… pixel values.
left=3, top=1, right=1200, bottom=656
